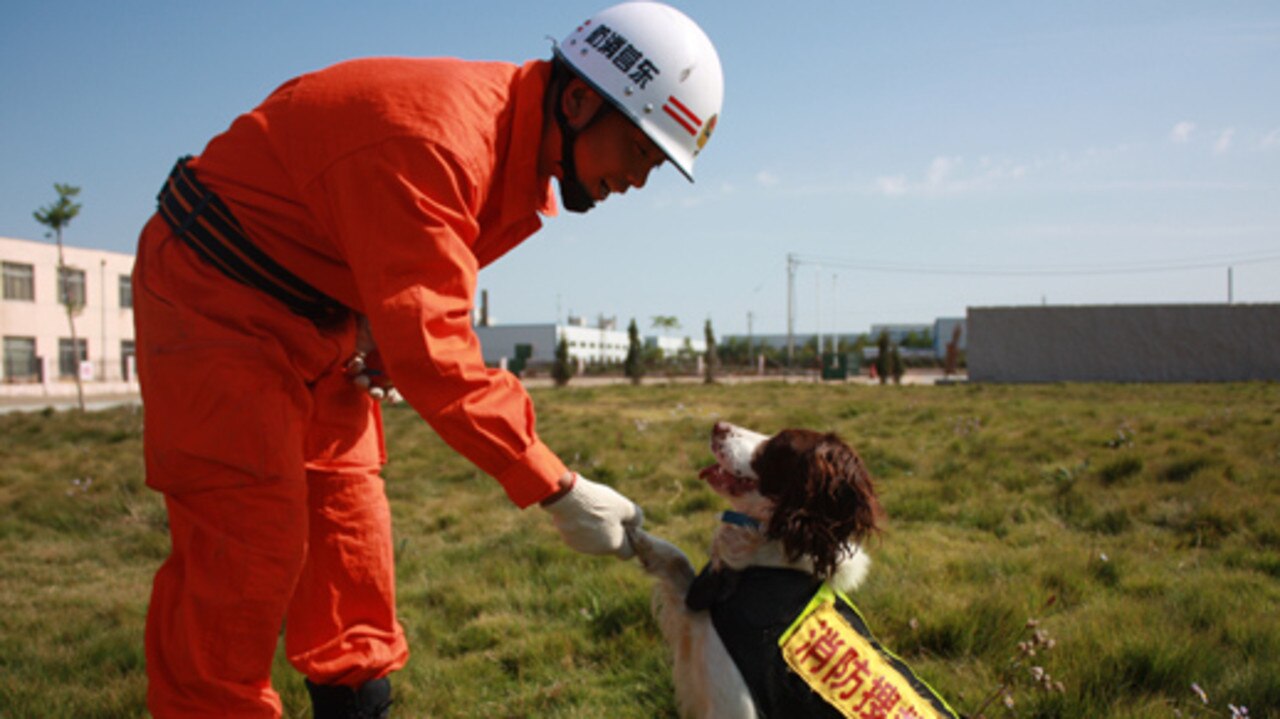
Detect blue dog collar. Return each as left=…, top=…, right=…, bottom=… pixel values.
left=721, top=510, right=761, bottom=530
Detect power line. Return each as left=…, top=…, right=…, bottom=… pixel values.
left=790, top=250, right=1280, bottom=277
left=783, top=249, right=1280, bottom=364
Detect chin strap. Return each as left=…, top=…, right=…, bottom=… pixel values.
left=553, top=87, right=597, bottom=214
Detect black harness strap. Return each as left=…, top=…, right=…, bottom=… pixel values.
left=691, top=566, right=842, bottom=719
left=156, top=156, right=348, bottom=326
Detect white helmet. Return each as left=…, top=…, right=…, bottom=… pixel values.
left=555, top=1, right=724, bottom=182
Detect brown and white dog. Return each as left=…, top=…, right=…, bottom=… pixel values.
left=629, top=421, right=883, bottom=719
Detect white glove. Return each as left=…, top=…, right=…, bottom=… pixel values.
left=541, top=474, right=643, bottom=559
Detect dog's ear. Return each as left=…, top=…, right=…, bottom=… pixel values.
left=758, top=431, right=883, bottom=579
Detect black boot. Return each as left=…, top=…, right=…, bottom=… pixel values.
left=304, top=677, right=393, bottom=719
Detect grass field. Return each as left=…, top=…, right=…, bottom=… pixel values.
left=1, top=380, right=1277, bottom=718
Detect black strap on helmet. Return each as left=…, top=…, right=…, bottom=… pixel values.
left=550, top=58, right=602, bottom=213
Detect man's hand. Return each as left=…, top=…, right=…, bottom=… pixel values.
left=541, top=473, right=643, bottom=559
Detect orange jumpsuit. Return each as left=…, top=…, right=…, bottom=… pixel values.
left=134, top=58, right=567, bottom=717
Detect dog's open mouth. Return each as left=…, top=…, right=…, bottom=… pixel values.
left=699, top=464, right=758, bottom=497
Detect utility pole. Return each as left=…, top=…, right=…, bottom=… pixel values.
left=1228, top=266, right=1234, bottom=304
left=831, top=273, right=839, bottom=354
left=786, top=253, right=797, bottom=367
left=815, top=267, right=821, bottom=358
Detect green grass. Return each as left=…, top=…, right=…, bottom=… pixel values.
left=1, top=381, right=1278, bottom=718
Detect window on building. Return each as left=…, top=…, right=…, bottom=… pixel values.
left=3, top=262, right=35, bottom=301
left=59, top=337, right=88, bottom=378
left=119, top=275, right=133, bottom=309
left=4, top=336, right=39, bottom=383
left=59, top=267, right=86, bottom=308
left=121, top=340, right=136, bottom=381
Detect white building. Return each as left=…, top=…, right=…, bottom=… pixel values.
left=474, top=318, right=631, bottom=365
left=646, top=334, right=707, bottom=358
left=1, top=236, right=136, bottom=393
left=474, top=316, right=707, bottom=367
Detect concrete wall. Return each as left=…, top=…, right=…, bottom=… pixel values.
left=967, top=304, right=1280, bottom=382
left=474, top=324, right=558, bottom=364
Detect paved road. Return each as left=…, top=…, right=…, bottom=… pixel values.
left=1, top=370, right=964, bottom=415
left=0, top=392, right=142, bottom=415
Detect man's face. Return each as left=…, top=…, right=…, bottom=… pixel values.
left=569, top=109, right=666, bottom=208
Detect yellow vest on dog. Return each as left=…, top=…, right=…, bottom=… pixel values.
left=779, top=584, right=959, bottom=719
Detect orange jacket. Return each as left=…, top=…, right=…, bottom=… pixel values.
left=187, top=58, right=565, bottom=507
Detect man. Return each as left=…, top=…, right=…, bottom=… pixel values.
left=132, top=3, right=723, bottom=717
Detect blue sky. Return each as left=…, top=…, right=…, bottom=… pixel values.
left=3, top=1, right=1277, bottom=336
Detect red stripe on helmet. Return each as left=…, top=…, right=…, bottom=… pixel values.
left=663, top=104, right=698, bottom=136
left=666, top=95, right=702, bottom=127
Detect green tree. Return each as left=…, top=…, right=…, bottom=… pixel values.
left=33, top=183, right=85, bottom=411
left=902, top=329, right=934, bottom=349
left=703, top=318, right=719, bottom=384
left=875, top=331, right=891, bottom=385
left=944, top=324, right=963, bottom=377
left=552, top=336, right=572, bottom=387
left=650, top=315, right=680, bottom=336
left=624, top=318, right=644, bottom=385
left=891, top=345, right=905, bottom=385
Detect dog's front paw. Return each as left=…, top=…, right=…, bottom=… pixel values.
left=628, top=528, right=695, bottom=585
left=627, top=527, right=672, bottom=570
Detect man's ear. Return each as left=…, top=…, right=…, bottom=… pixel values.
left=560, top=78, right=607, bottom=130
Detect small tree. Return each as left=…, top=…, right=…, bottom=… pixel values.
left=944, top=324, right=962, bottom=377
left=650, top=315, right=680, bottom=336
left=703, top=318, right=719, bottom=384
left=552, top=336, right=572, bottom=387
left=875, top=331, right=891, bottom=385
left=890, top=345, right=905, bottom=385
left=624, top=318, right=644, bottom=385
left=33, top=183, right=85, bottom=411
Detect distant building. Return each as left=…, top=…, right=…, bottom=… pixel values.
left=967, top=303, right=1280, bottom=382
left=869, top=323, right=932, bottom=346
left=2, top=236, right=136, bottom=391
left=721, top=333, right=861, bottom=352
left=474, top=317, right=709, bottom=366
left=646, top=334, right=707, bottom=358
left=726, top=318, right=965, bottom=361
left=932, top=317, right=966, bottom=357
left=474, top=315, right=632, bottom=365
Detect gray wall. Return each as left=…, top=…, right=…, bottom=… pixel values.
left=967, top=304, right=1280, bottom=382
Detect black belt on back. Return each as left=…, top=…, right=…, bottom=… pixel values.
left=156, top=156, right=348, bottom=326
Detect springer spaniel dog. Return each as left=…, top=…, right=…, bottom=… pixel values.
left=629, top=421, right=883, bottom=719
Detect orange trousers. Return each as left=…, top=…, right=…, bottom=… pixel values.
left=134, top=217, right=409, bottom=718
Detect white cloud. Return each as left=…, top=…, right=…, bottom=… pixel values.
left=876, top=175, right=908, bottom=197
left=1214, top=127, right=1235, bottom=155
left=1169, top=121, right=1196, bottom=143
left=873, top=153, right=1031, bottom=197
left=755, top=170, right=779, bottom=187
left=1261, top=128, right=1280, bottom=150
left=926, top=156, right=961, bottom=186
